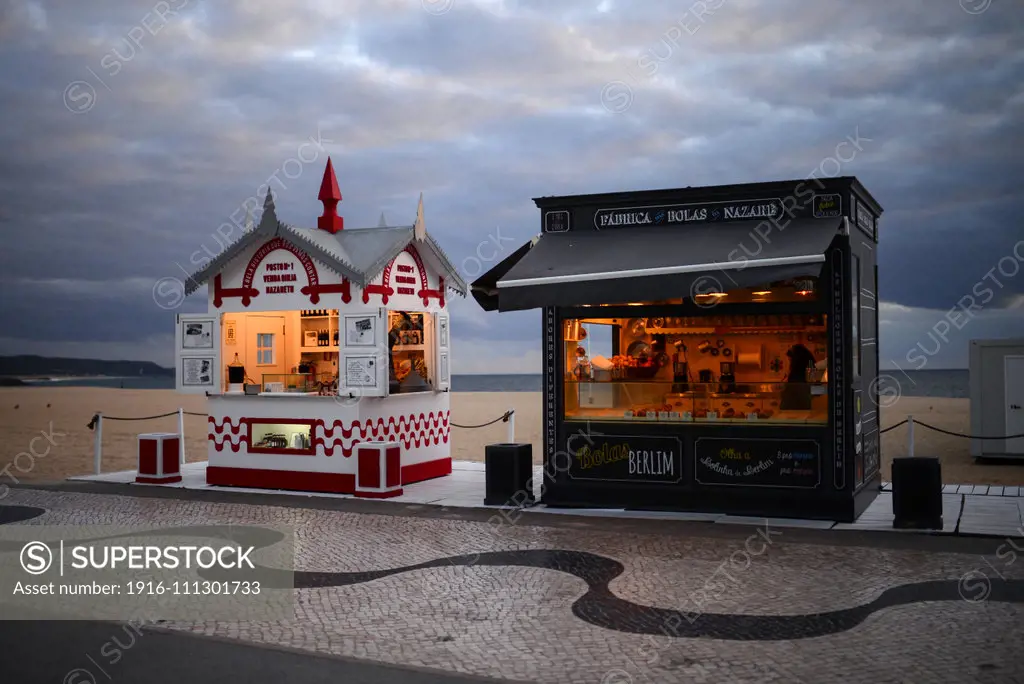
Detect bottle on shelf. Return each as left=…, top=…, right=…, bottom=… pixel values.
left=332, top=330, right=339, bottom=346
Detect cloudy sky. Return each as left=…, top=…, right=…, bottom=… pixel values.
left=1, top=0, right=1022, bottom=373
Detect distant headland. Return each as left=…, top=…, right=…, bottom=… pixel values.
left=0, top=355, right=173, bottom=384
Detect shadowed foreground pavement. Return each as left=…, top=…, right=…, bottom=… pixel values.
left=0, top=618, right=521, bottom=684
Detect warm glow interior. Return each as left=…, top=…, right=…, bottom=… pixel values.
left=564, top=311, right=829, bottom=424
left=220, top=309, right=339, bottom=394
left=216, top=308, right=438, bottom=395
left=585, top=278, right=820, bottom=307
left=387, top=310, right=434, bottom=394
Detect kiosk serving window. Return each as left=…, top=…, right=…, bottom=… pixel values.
left=182, top=309, right=344, bottom=394
left=564, top=308, right=829, bottom=425
left=388, top=311, right=432, bottom=393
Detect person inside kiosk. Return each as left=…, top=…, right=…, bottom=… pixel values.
left=388, top=310, right=431, bottom=393
left=562, top=279, right=829, bottom=424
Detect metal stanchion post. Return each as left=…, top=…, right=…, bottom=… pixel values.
left=508, top=409, right=515, bottom=443
left=907, top=414, right=915, bottom=457
left=93, top=412, right=103, bottom=475
left=178, top=407, right=186, bottom=464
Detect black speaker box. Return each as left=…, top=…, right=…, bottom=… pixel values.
left=891, top=457, right=943, bottom=529
left=484, top=443, right=535, bottom=507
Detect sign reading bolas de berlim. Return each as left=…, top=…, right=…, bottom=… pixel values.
left=568, top=434, right=682, bottom=483
left=594, top=198, right=783, bottom=229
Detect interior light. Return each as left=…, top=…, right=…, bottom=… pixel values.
left=794, top=279, right=815, bottom=296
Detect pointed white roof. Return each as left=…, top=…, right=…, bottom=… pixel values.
left=182, top=190, right=468, bottom=297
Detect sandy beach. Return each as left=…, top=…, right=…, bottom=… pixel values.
left=1, top=388, right=1021, bottom=486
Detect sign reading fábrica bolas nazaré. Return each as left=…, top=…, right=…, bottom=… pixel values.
left=594, top=198, right=783, bottom=229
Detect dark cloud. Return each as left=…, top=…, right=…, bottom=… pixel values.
left=1, top=0, right=1022, bottom=369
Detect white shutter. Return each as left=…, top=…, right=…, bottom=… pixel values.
left=433, top=311, right=450, bottom=392
left=339, top=309, right=388, bottom=398
left=175, top=313, right=221, bottom=395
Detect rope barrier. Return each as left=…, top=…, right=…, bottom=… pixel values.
left=879, top=419, right=907, bottom=435
left=879, top=418, right=1024, bottom=440
left=451, top=410, right=514, bottom=429
left=907, top=420, right=1024, bottom=441
left=86, top=408, right=1021, bottom=439
left=87, top=411, right=179, bottom=430
left=87, top=409, right=516, bottom=431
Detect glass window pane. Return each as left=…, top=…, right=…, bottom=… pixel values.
left=563, top=312, right=828, bottom=425
left=387, top=311, right=430, bottom=393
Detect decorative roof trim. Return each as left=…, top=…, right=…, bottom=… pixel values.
left=184, top=220, right=362, bottom=296
left=183, top=219, right=281, bottom=296
left=422, top=232, right=468, bottom=295
left=182, top=185, right=464, bottom=298
left=359, top=230, right=466, bottom=295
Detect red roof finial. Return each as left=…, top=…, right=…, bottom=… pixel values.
left=317, top=157, right=343, bottom=233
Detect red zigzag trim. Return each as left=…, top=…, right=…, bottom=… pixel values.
left=208, top=412, right=451, bottom=457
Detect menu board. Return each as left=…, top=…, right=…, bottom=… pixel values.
left=694, top=438, right=820, bottom=488
left=568, top=434, right=682, bottom=483
left=439, top=351, right=449, bottom=383
left=855, top=390, right=864, bottom=486
left=863, top=428, right=880, bottom=480
left=855, top=201, right=874, bottom=238
left=181, top=320, right=213, bottom=349
left=438, top=316, right=449, bottom=347
left=181, top=357, right=214, bottom=387
left=344, top=356, right=377, bottom=388
left=345, top=315, right=376, bottom=346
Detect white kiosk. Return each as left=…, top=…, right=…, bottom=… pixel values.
left=174, top=159, right=466, bottom=495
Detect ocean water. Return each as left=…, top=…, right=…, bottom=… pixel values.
left=18, top=369, right=970, bottom=397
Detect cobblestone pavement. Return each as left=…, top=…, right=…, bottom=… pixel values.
left=4, top=488, right=1024, bottom=684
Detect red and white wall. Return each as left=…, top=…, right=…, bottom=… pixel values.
left=206, top=391, right=451, bottom=494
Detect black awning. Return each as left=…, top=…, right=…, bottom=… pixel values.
left=474, top=218, right=842, bottom=312
left=470, top=236, right=539, bottom=311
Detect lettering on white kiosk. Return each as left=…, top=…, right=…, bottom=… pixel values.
left=395, top=264, right=417, bottom=295
left=262, top=261, right=297, bottom=294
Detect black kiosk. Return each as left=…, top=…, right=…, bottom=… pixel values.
left=473, top=177, right=882, bottom=521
